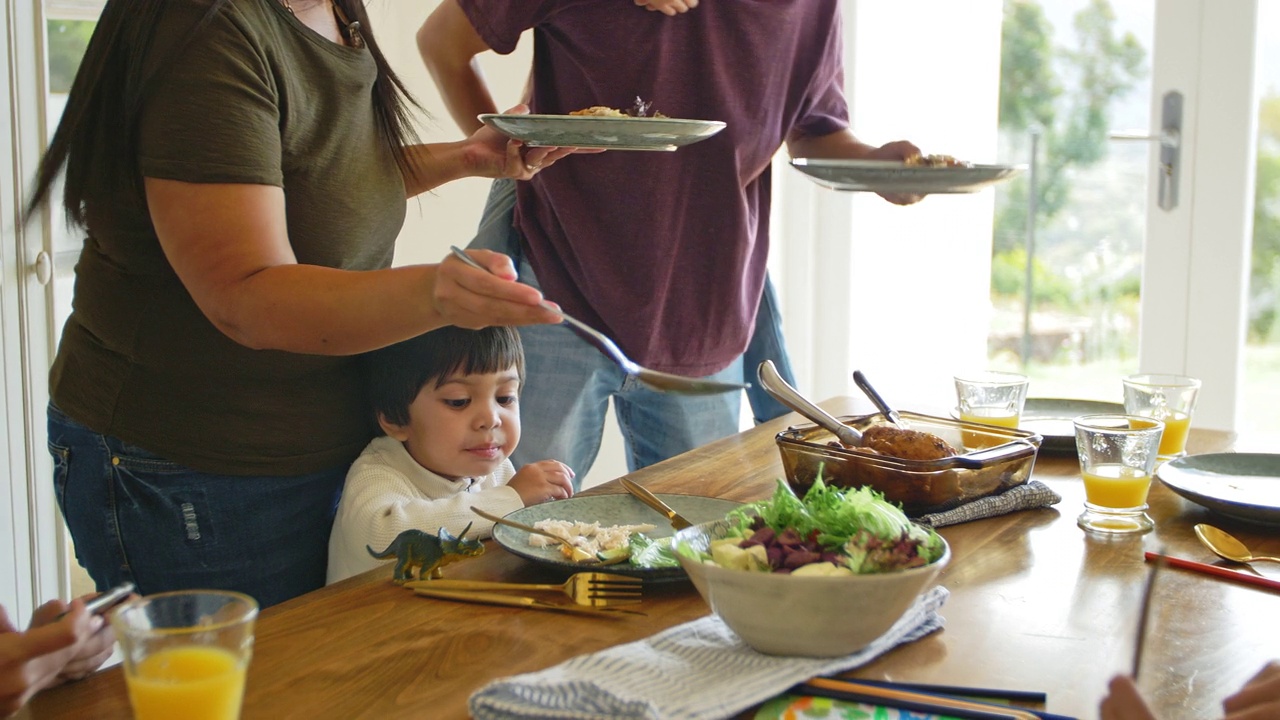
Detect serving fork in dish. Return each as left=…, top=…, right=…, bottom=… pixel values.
left=449, top=246, right=747, bottom=396
left=405, top=572, right=643, bottom=608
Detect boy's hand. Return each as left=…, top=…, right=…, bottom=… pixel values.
left=635, top=0, right=698, bottom=16
left=1099, top=676, right=1157, bottom=720
left=1224, top=661, right=1280, bottom=719
left=508, top=460, right=575, bottom=506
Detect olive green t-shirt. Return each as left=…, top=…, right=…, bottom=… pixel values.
left=50, top=0, right=406, bottom=475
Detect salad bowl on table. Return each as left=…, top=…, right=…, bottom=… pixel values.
left=673, top=483, right=950, bottom=657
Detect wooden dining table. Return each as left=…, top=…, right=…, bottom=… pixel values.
left=23, top=397, right=1280, bottom=720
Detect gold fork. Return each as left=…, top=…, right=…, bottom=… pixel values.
left=411, top=588, right=645, bottom=617
left=405, top=571, right=643, bottom=607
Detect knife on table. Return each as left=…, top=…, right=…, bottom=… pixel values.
left=619, top=478, right=693, bottom=530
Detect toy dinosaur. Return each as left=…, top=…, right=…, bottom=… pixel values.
left=367, top=523, right=485, bottom=583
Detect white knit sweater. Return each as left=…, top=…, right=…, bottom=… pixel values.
left=326, top=435, right=523, bottom=583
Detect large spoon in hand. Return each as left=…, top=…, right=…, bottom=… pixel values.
left=449, top=247, right=747, bottom=396
left=1194, top=524, right=1280, bottom=566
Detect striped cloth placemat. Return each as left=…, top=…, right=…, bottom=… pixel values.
left=469, top=586, right=949, bottom=720
left=914, top=480, right=1062, bottom=528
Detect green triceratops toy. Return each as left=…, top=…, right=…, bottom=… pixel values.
left=367, top=523, right=485, bottom=583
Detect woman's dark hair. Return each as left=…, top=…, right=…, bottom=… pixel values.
left=365, top=326, right=526, bottom=429
left=22, top=0, right=420, bottom=228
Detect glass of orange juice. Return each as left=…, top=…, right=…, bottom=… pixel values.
left=1122, top=373, right=1201, bottom=461
left=111, top=590, right=258, bottom=720
left=1073, top=414, right=1164, bottom=534
left=954, top=371, right=1029, bottom=449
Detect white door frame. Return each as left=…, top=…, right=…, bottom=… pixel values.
left=1142, top=0, right=1257, bottom=431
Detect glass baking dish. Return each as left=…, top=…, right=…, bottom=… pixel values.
left=775, top=411, right=1043, bottom=516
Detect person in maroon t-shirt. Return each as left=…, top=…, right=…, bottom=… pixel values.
left=419, top=0, right=926, bottom=486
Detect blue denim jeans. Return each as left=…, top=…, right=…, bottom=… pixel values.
left=47, top=403, right=347, bottom=608
left=472, top=180, right=755, bottom=484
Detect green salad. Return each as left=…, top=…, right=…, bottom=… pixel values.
left=677, top=477, right=945, bottom=576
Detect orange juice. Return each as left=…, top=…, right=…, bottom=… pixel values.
left=959, top=407, right=1020, bottom=448
left=1152, top=410, right=1190, bottom=457
left=126, top=646, right=246, bottom=720
left=1082, top=463, right=1152, bottom=509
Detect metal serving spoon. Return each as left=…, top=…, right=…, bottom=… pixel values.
left=449, top=247, right=747, bottom=396
left=756, top=360, right=863, bottom=447
left=1194, top=524, right=1280, bottom=566
left=852, top=370, right=906, bottom=428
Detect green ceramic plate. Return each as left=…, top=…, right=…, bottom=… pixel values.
left=491, top=492, right=743, bottom=582
left=1020, top=398, right=1125, bottom=456
left=1157, top=453, right=1280, bottom=526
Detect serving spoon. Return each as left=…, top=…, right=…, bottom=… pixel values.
left=852, top=370, right=906, bottom=428
left=449, top=247, right=748, bottom=396
left=1194, top=524, right=1280, bottom=566
left=756, top=360, right=863, bottom=447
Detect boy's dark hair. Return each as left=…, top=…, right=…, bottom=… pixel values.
left=365, top=326, right=525, bottom=429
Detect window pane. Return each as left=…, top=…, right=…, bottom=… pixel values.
left=991, top=0, right=1153, bottom=400
left=1244, top=0, right=1280, bottom=434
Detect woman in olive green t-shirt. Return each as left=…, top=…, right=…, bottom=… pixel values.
left=23, top=0, right=568, bottom=608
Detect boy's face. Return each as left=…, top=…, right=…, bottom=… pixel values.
left=379, top=366, right=522, bottom=480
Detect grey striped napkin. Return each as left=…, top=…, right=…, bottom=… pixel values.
left=913, top=480, right=1061, bottom=528
left=469, top=586, right=949, bottom=720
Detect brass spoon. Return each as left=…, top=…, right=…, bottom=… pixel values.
left=1194, top=524, right=1280, bottom=566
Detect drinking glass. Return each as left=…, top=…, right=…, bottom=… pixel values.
left=1122, top=373, right=1201, bottom=461
left=954, top=371, right=1030, bottom=448
left=111, top=590, right=258, bottom=720
left=1073, top=414, right=1164, bottom=534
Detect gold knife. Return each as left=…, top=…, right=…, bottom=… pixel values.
left=412, top=587, right=643, bottom=617
left=619, top=478, right=693, bottom=530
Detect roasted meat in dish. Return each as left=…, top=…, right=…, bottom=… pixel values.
left=859, top=425, right=958, bottom=461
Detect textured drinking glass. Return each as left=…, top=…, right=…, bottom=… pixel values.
left=1122, top=373, right=1200, bottom=461
left=954, top=371, right=1030, bottom=448
left=111, top=590, right=258, bottom=720
left=1073, top=414, right=1164, bottom=534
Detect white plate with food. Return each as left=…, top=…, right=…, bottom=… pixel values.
left=478, top=113, right=726, bottom=151
left=790, top=158, right=1024, bottom=194
left=1157, top=453, right=1280, bottom=526
left=490, top=492, right=743, bottom=582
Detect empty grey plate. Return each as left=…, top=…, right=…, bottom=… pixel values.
left=478, top=113, right=726, bottom=151
left=1019, top=398, right=1125, bottom=456
left=789, top=158, right=1024, bottom=193
left=491, top=493, right=744, bottom=582
left=1157, top=453, right=1280, bottom=526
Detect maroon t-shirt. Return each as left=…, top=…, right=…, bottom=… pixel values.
left=460, top=0, right=848, bottom=375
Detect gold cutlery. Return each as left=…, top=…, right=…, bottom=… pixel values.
left=619, top=478, right=693, bottom=530
left=1194, top=523, right=1280, bottom=566
left=411, top=587, right=644, bottom=617
left=405, top=572, right=642, bottom=607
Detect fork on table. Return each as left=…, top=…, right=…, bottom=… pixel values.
left=405, top=571, right=643, bottom=608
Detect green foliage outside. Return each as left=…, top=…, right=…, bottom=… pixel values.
left=1251, top=94, right=1280, bottom=343
left=46, top=19, right=95, bottom=94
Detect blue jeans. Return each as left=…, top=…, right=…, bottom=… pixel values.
left=47, top=403, right=347, bottom=608
left=471, top=180, right=758, bottom=484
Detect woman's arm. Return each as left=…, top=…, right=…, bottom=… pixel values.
left=145, top=177, right=559, bottom=355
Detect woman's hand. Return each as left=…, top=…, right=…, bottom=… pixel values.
left=1, top=598, right=113, bottom=717
left=464, top=104, right=576, bottom=181
left=432, top=249, right=562, bottom=330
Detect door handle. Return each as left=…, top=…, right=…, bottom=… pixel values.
left=1109, top=90, right=1182, bottom=211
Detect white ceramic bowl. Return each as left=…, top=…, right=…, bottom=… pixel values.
left=673, top=519, right=950, bottom=657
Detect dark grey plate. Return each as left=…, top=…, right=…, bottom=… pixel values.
left=1157, top=453, right=1280, bottom=526
left=491, top=493, right=744, bottom=582
left=478, top=114, right=726, bottom=151
left=789, top=158, right=1024, bottom=193
left=1020, top=398, right=1125, bottom=456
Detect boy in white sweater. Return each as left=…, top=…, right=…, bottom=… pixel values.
left=327, top=326, right=575, bottom=583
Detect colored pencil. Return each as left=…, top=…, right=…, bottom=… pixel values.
left=1144, top=551, right=1280, bottom=593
